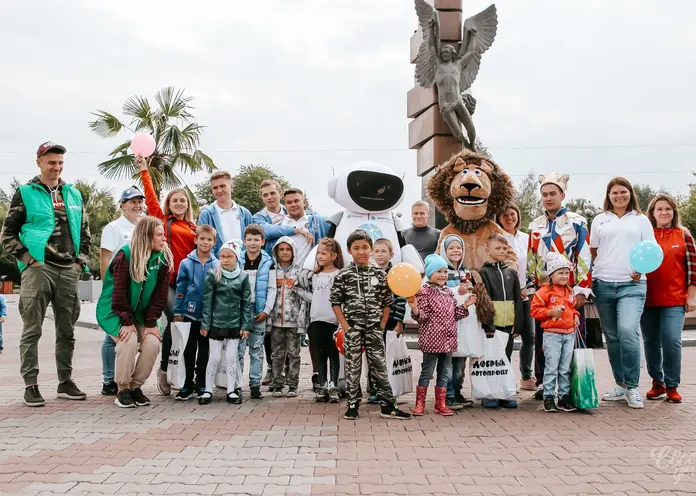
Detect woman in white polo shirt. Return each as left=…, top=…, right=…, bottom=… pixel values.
left=590, top=177, right=655, bottom=409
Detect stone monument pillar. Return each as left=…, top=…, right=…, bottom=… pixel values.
left=407, top=0, right=464, bottom=229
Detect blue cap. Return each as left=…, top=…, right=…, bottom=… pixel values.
left=424, top=254, right=448, bottom=279
left=119, top=186, right=145, bottom=203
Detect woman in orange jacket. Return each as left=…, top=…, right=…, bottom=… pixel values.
left=641, top=194, right=696, bottom=404
left=136, top=156, right=197, bottom=396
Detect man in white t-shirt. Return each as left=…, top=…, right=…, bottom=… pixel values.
left=99, top=186, right=145, bottom=396
left=280, top=189, right=319, bottom=267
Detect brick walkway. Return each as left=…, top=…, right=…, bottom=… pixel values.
left=0, top=300, right=695, bottom=495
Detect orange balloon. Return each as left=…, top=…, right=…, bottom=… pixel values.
left=387, top=262, right=421, bottom=298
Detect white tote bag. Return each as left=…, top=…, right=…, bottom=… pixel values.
left=385, top=331, right=413, bottom=397
left=166, top=322, right=191, bottom=390
left=215, top=341, right=228, bottom=389
left=450, top=289, right=486, bottom=358
left=470, top=330, right=516, bottom=400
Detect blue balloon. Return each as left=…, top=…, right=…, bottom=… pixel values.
left=630, top=240, right=664, bottom=274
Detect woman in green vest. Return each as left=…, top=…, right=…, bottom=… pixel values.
left=97, top=216, right=173, bottom=408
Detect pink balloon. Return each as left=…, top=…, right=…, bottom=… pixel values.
left=130, top=134, right=156, bottom=158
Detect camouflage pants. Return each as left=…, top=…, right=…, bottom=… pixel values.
left=345, top=323, right=395, bottom=407
left=271, top=326, right=301, bottom=389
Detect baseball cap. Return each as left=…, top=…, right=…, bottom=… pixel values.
left=36, top=141, right=67, bottom=158
left=119, top=186, right=145, bottom=203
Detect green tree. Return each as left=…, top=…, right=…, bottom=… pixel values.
left=515, top=170, right=541, bottom=232
left=679, top=173, right=696, bottom=234
left=193, top=164, right=292, bottom=214
left=89, top=86, right=216, bottom=198
left=632, top=183, right=668, bottom=212
left=74, top=181, right=118, bottom=276
left=0, top=178, right=22, bottom=283
left=565, top=197, right=603, bottom=228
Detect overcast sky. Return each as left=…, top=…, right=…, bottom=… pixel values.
left=1, top=0, right=694, bottom=216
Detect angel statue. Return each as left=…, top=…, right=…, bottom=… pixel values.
left=414, top=0, right=498, bottom=151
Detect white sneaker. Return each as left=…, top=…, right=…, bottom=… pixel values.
left=157, top=369, right=171, bottom=396
left=602, top=385, right=627, bottom=401
left=625, top=388, right=644, bottom=409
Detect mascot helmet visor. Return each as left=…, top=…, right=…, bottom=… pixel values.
left=347, top=171, right=404, bottom=212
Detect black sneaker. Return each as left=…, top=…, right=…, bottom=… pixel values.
left=344, top=404, right=359, bottom=420
left=131, top=388, right=150, bottom=406
left=544, top=396, right=558, bottom=413
left=101, top=381, right=118, bottom=396
left=234, top=388, right=243, bottom=401
left=24, top=385, right=45, bottom=407
left=558, top=395, right=577, bottom=412
left=446, top=397, right=464, bottom=410
left=312, top=373, right=320, bottom=392
left=198, top=392, right=212, bottom=405
left=315, top=388, right=328, bottom=402
left=57, top=380, right=87, bottom=400
left=534, top=388, right=544, bottom=400
left=115, top=389, right=135, bottom=408
left=454, top=392, right=475, bottom=407
left=287, top=387, right=298, bottom=398
left=250, top=386, right=262, bottom=399
left=175, top=388, right=194, bottom=401
left=380, top=405, right=412, bottom=420
left=227, top=392, right=242, bottom=404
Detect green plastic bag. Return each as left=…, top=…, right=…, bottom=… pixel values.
left=570, top=348, right=599, bottom=409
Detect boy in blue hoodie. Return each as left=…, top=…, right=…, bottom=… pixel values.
left=173, top=225, right=219, bottom=400
left=237, top=224, right=277, bottom=399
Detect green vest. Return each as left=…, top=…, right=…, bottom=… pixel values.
left=96, top=245, right=166, bottom=337
left=17, top=182, right=83, bottom=271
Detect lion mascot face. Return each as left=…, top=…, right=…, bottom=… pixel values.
left=426, top=149, right=517, bottom=271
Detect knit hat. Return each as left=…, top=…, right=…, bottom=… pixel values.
left=539, top=172, right=570, bottom=193
left=544, top=254, right=572, bottom=277
left=219, top=239, right=243, bottom=262
left=424, top=254, right=448, bottom=279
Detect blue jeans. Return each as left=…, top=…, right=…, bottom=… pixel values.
left=237, top=323, right=265, bottom=387
left=101, top=333, right=116, bottom=385
left=542, top=332, right=575, bottom=397
left=418, top=352, right=453, bottom=388
left=447, top=357, right=466, bottom=398
left=640, top=306, right=684, bottom=388
left=592, top=280, right=646, bottom=389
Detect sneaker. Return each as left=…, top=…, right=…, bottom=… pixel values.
left=311, top=373, right=320, bottom=392
left=198, top=392, right=212, bottom=405
left=272, top=387, right=284, bottom=398
left=482, top=399, right=499, bottom=408
left=498, top=399, right=518, bottom=409
left=367, top=395, right=379, bottom=404
left=157, top=369, right=171, bottom=396
left=23, top=385, right=46, bottom=407
left=446, top=397, right=464, bottom=410
left=175, top=389, right=194, bottom=401
left=234, top=388, right=243, bottom=401
left=315, top=388, right=328, bottom=402
left=602, top=385, right=627, bottom=402
left=543, top=396, right=558, bottom=413
left=666, top=387, right=682, bottom=403
left=328, top=384, right=340, bottom=403
left=197, top=387, right=206, bottom=397
left=344, top=404, right=359, bottom=420
left=115, top=389, right=135, bottom=408
left=57, top=380, right=87, bottom=400
left=227, top=392, right=242, bottom=404
left=534, top=388, right=544, bottom=401
left=250, top=386, right=262, bottom=399
left=520, top=378, right=537, bottom=391
left=625, top=388, right=644, bottom=409
left=301, top=335, right=309, bottom=347
left=646, top=380, right=667, bottom=400
left=557, top=395, right=577, bottom=412
left=131, top=388, right=150, bottom=406
left=101, top=381, right=118, bottom=396
left=287, top=387, right=298, bottom=398
left=261, top=370, right=274, bottom=386
left=454, top=392, right=474, bottom=407
left=380, top=405, right=411, bottom=420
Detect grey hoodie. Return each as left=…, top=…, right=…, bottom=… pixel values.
left=269, top=236, right=305, bottom=328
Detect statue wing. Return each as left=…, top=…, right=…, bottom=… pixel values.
left=459, top=4, right=498, bottom=91
left=414, top=0, right=438, bottom=88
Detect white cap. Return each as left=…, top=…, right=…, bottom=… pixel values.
left=544, top=253, right=572, bottom=277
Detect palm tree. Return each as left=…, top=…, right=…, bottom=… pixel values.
left=89, top=86, right=216, bottom=198
left=74, top=181, right=118, bottom=275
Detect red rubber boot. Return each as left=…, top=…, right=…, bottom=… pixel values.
left=433, top=386, right=453, bottom=416
left=412, top=386, right=427, bottom=416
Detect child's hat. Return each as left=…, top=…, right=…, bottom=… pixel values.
left=424, top=254, right=448, bottom=279
left=220, top=239, right=243, bottom=261
left=544, top=254, right=572, bottom=276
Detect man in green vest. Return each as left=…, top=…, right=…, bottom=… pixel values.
left=0, top=141, right=91, bottom=407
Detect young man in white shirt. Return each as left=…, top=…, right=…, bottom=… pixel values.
left=99, top=186, right=145, bottom=395
left=197, top=170, right=253, bottom=256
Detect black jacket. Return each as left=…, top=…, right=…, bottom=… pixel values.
left=479, top=261, right=524, bottom=334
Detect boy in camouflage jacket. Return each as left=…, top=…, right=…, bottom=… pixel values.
left=330, top=230, right=411, bottom=421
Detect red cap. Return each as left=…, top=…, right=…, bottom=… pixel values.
left=36, top=141, right=67, bottom=158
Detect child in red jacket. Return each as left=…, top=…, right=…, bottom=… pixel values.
left=530, top=254, right=580, bottom=413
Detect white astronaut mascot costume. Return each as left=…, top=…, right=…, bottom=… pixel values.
left=300, top=161, right=424, bottom=277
